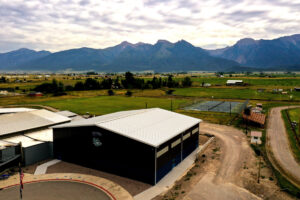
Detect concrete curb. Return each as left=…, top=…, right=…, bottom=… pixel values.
left=0, top=173, right=134, bottom=200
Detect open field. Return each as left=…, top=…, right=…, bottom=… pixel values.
left=40, top=96, right=188, bottom=115
left=173, top=87, right=300, bottom=101
left=288, top=108, right=300, bottom=123
left=282, top=109, right=300, bottom=163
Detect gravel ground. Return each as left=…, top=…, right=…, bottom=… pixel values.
left=267, top=106, right=300, bottom=187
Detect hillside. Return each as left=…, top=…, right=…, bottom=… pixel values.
left=208, top=34, right=300, bottom=68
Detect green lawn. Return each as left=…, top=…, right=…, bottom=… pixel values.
left=288, top=108, right=300, bottom=122
left=186, top=77, right=300, bottom=86
left=288, top=108, right=300, bottom=138
left=173, top=87, right=300, bottom=101
left=282, top=110, right=300, bottom=163
left=39, top=96, right=190, bottom=115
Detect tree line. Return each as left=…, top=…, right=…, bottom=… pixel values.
left=33, top=72, right=192, bottom=94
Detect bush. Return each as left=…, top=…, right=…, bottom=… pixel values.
left=107, top=89, right=114, bottom=96
left=125, top=90, right=132, bottom=97
left=166, top=89, right=175, bottom=95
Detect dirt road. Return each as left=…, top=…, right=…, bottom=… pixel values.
left=185, top=123, right=261, bottom=200
left=267, top=106, right=300, bottom=187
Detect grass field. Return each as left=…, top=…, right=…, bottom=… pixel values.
left=282, top=110, right=300, bottom=163
left=288, top=108, right=300, bottom=123
left=34, top=96, right=190, bottom=115
left=287, top=108, right=300, bottom=140
left=182, top=77, right=300, bottom=87
left=173, top=87, right=300, bottom=101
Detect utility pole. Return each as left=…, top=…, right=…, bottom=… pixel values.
left=257, top=143, right=261, bottom=184
left=230, top=102, right=231, bottom=116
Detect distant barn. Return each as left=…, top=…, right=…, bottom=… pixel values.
left=226, top=80, right=243, bottom=86
left=53, top=108, right=202, bottom=185
left=28, top=92, right=43, bottom=97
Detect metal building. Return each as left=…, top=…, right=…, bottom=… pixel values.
left=53, top=108, right=202, bottom=184
left=0, top=109, right=71, bottom=168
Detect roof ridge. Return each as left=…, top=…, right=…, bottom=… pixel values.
left=95, top=108, right=154, bottom=125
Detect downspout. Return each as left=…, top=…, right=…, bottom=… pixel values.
left=154, top=148, right=157, bottom=184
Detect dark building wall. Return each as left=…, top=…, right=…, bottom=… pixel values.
left=24, top=142, right=53, bottom=166
left=53, top=126, right=156, bottom=184
left=54, top=123, right=200, bottom=185
left=155, top=123, right=199, bottom=183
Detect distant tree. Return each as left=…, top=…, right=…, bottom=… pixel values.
left=122, top=71, right=135, bottom=88
left=86, top=71, right=98, bottom=75
left=150, top=77, right=161, bottom=89
left=107, top=89, right=114, bottom=96
left=0, top=76, right=6, bottom=83
left=65, top=85, right=74, bottom=91
left=101, top=78, right=113, bottom=89
left=246, top=71, right=252, bottom=76
left=33, top=78, right=64, bottom=94
left=166, top=75, right=179, bottom=88
left=84, top=78, right=100, bottom=90
left=113, top=77, right=121, bottom=89
left=74, top=81, right=85, bottom=90
left=182, top=77, right=192, bottom=87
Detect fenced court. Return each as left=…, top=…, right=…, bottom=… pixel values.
left=184, top=100, right=248, bottom=114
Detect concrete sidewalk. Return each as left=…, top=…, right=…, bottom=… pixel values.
left=134, top=137, right=214, bottom=200
left=34, top=159, right=61, bottom=175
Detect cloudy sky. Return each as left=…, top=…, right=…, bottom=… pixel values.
left=0, top=0, right=300, bottom=52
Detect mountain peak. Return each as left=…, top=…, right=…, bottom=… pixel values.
left=175, top=39, right=194, bottom=47
left=236, top=38, right=256, bottom=46
left=15, top=48, right=34, bottom=52
left=156, top=39, right=172, bottom=44
left=119, top=41, right=133, bottom=47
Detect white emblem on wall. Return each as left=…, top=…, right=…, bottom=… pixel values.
left=92, top=131, right=103, bottom=147
left=93, top=137, right=102, bottom=147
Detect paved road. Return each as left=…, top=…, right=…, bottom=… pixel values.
left=0, top=181, right=111, bottom=200
left=185, top=123, right=261, bottom=200
left=267, top=106, right=300, bottom=187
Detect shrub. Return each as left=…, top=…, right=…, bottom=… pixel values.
left=125, top=90, right=132, bottom=97
left=166, top=89, right=175, bottom=95
left=107, top=89, right=114, bottom=96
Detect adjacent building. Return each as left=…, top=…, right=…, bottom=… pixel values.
left=0, top=109, right=71, bottom=166
left=250, top=131, right=262, bottom=144
left=53, top=108, right=202, bottom=185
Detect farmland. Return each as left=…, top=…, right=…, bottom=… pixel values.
left=2, top=72, right=300, bottom=197
left=40, top=96, right=189, bottom=116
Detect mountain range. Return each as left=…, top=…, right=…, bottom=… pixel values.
left=1, top=34, right=300, bottom=72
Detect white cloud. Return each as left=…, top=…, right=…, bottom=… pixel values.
left=0, top=0, right=299, bottom=52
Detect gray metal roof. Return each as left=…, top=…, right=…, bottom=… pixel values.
left=54, top=108, right=202, bottom=147
left=0, top=109, right=71, bottom=137
left=0, top=107, right=36, bottom=114
left=56, top=110, right=78, bottom=118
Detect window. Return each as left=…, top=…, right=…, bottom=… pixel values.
left=183, top=132, right=191, bottom=141
left=171, top=138, right=181, bottom=148
left=254, top=136, right=258, bottom=140
left=157, top=146, right=169, bottom=158
left=192, top=127, right=199, bottom=134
